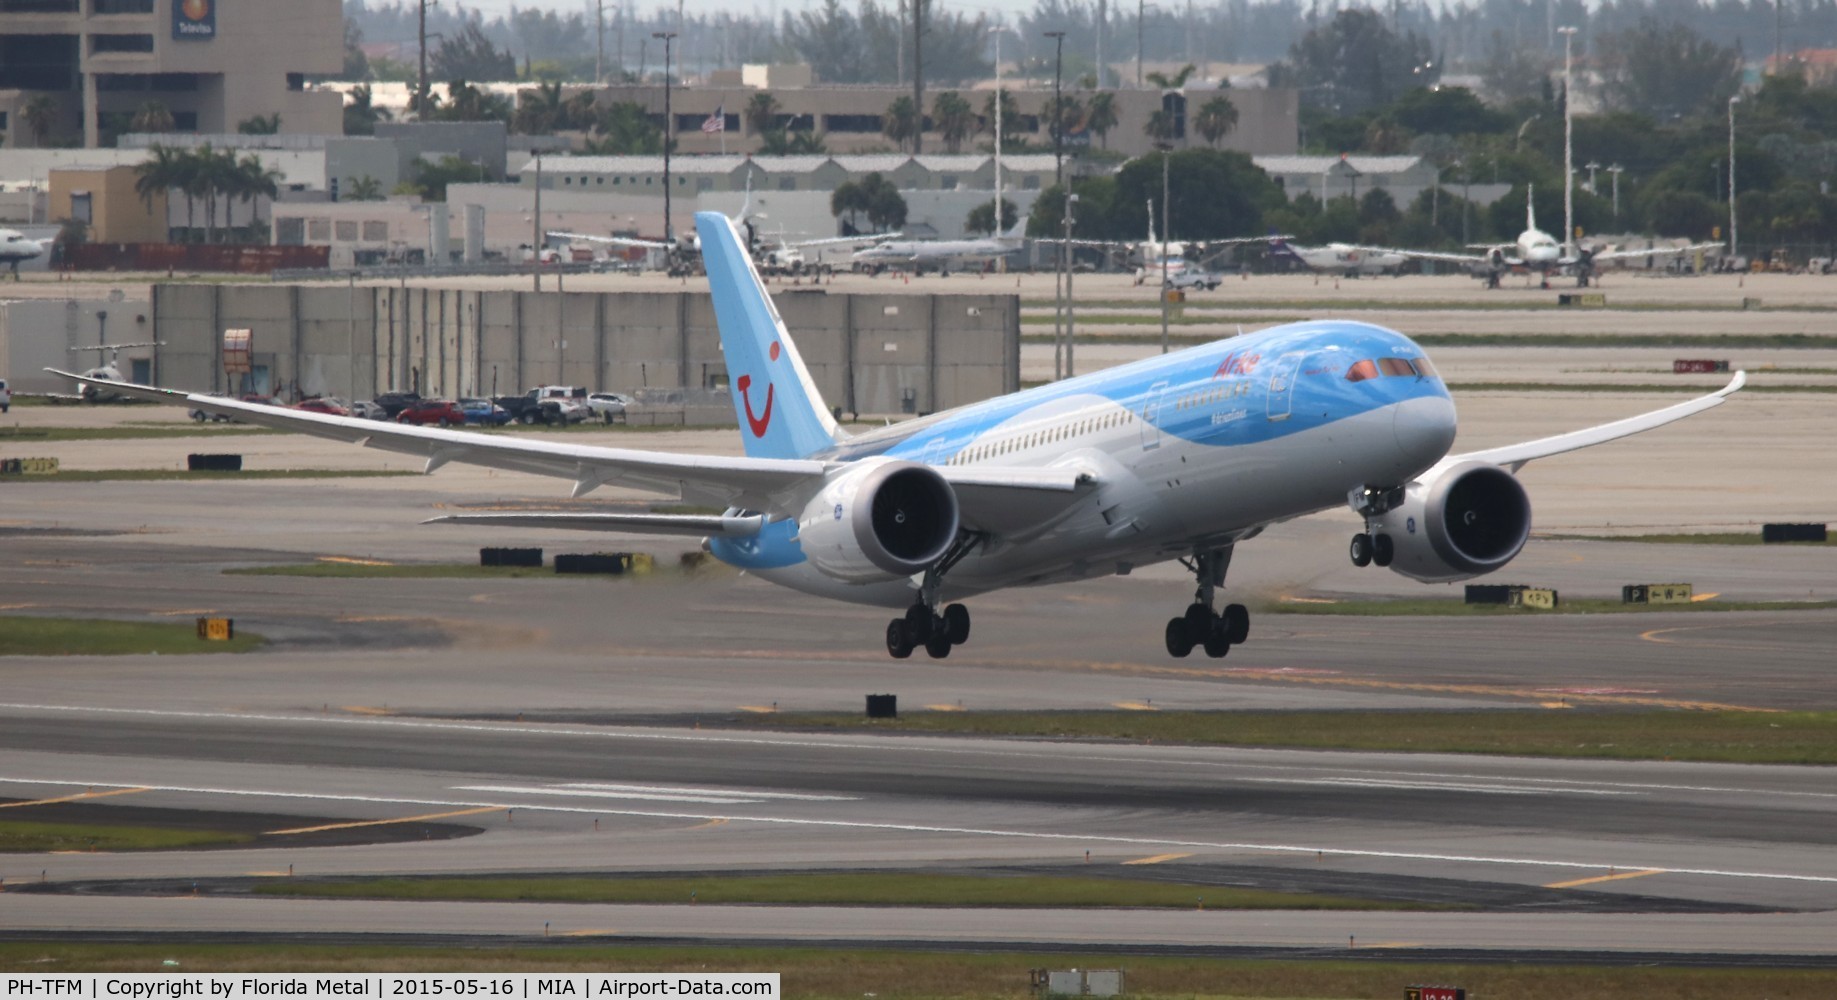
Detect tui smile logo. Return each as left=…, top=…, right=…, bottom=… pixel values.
left=737, top=341, right=782, bottom=438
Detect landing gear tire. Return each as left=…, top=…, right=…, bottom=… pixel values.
left=1183, top=602, right=1212, bottom=636
left=943, top=603, right=971, bottom=645
left=903, top=604, right=933, bottom=643
left=1350, top=533, right=1373, bottom=567
left=1202, top=621, right=1232, bottom=658
left=1372, top=533, right=1394, bottom=568
left=886, top=619, right=914, bottom=659
left=924, top=631, right=953, bottom=659
left=1223, top=603, right=1250, bottom=645
left=1165, top=618, right=1195, bottom=658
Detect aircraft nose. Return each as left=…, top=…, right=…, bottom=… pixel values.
left=1393, top=393, right=1457, bottom=471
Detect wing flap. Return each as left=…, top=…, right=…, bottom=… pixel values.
left=47, top=368, right=826, bottom=514
left=1442, top=371, right=1746, bottom=474
left=942, top=465, right=1098, bottom=535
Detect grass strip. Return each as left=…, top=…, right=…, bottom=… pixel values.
left=1260, top=597, right=1837, bottom=616
left=730, top=711, right=1837, bottom=765
left=3, top=942, right=1833, bottom=998
left=253, top=873, right=1436, bottom=911
left=0, top=616, right=263, bottom=656
left=0, top=820, right=252, bottom=853
left=1539, top=532, right=1834, bottom=546
left=7, top=469, right=416, bottom=483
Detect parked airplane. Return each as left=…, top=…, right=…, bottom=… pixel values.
left=1267, top=237, right=1408, bottom=277
left=1339, top=185, right=1720, bottom=288
left=1047, top=201, right=1274, bottom=282
left=54, top=210, right=1745, bottom=660
left=850, top=217, right=1027, bottom=275
left=0, top=228, right=47, bottom=278
left=31, top=342, right=164, bottom=403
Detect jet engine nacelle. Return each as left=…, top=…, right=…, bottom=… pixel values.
left=797, top=459, right=960, bottom=583
left=1371, top=461, right=1532, bottom=583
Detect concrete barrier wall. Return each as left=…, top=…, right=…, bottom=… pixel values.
left=152, top=285, right=1019, bottom=417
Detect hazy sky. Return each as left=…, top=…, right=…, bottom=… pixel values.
left=444, top=0, right=1042, bottom=23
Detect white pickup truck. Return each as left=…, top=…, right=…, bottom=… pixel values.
left=525, top=385, right=591, bottom=424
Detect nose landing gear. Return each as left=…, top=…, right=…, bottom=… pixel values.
left=1164, top=547, right=1251, bottom=659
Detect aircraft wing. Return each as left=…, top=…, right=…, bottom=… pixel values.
left=47, top=368, right=823, bottom=512
left=1585, top=242, right=1723, bottom=264
left=787, top=232, right=900, bottom=249
left=48, top=368, right=1099, bottom=536
left=1339, top=244, right=1491, bottom=266
left=1438, top=371, right=1746, bottom=474
left=547, top=230, right=671, bottom=250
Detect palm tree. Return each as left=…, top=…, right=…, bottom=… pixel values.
left=132, top=144, right=184, bottom=239
left=1085, top=91, right=1118, bottom=149
left=346, top=175, right=385, bottom=201
left=513, top=81, right=564, bottom=134
left=981, top=90, right=1021, bottom=147
left=191, top=144, right=240, bottom=244
left=1193, top=95, right=1239, bottom=148
left=932, top=92, right=976, bottom=155
left=344, top=84, right=388, bottom=136
left=1144, top=109, right=1175, bottom=144
left=1144, top=63, right=1199, bottom=90
left=744, top=92, right=781, bottom=136
left=22, top=95, right=58, bottom=147
left=237, top=113, right=282, bottom=134
left=229, top=154, right=284, bottom=240
left=882, top=96, right=919, bottom=154
left=1043, top=93, right=1084, bottom=149
left=131, top=100, right=175, bottom=134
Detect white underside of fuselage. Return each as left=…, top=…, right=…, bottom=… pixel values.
left=746, top=393, right=1454, bottom=609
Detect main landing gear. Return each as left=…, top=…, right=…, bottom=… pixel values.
left=1164, top=547, right=1251, bottom=659
left=1347, top=484, right=1402, bottom=569
left=885, top=534, right=981, bottom=659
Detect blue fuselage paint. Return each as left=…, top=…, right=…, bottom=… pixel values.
left=709, top=319, right=1457, bottom=605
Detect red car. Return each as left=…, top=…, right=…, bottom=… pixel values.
left=295, top=397, right=349, bottom=416
left=395, top=399, right=466, bottom=427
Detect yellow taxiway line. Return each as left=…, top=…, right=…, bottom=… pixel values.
left=1122, top=852, right=1193, bottom=865
left=1544, top=868, right=1667, bottom=890
left=266, top=806, right=501, bottom=837
left=0, top=787, right=150, bottom=809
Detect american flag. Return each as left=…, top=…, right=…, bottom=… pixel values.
left=701, top=106, right=725, bottom=133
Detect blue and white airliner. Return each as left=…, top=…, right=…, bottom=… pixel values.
left=57, top=211, right=1745, bottom=660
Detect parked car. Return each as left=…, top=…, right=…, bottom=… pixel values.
left=372, top=391, right=423, bottom=419
left=348, top=400, right=388, bottom=421
left=395, top=398, right=466, bottom=427
left=1164, top=269, right=1221, bottom=291
left=0, top=377, right=10, bottom=413
left=586, top=391, right=631, bottom=422
left=516, top=385, right=591, bottom=425
left=459, top=397, right=511, bottom=426
left=295, top=397, right=349, bottom=416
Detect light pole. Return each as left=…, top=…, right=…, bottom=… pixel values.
left=1159, top=144, right=1171, bottom=355
left=1045, top=29, right=1067, bottom=377
left=1585, top=160, right=1600, bottom=194
left=1136, top=0, right=1147, bottom=88
left=1558, top=24, right=1577, bottom=255
left=1608, top=163, right=1624, bottom=221
left=987, top=25, right=1014, bottom=241
left=1063, top=192, right=1078, bottom=379
left=1729, top=94, right=1740, bottom=261
left=655, top=31, right=678, bottom=247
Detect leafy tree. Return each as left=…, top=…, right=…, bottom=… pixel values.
left=1194, top=95, right=1239, bottom=147
left=1270, top=10, right=1437, bottom=116
left=514, top=81, right=592, bottom=134
left=1144, top=63, right=1198, bottom=90
left=1478, top=30, right=1555, bottom=105
left=1595, top=17, right=1740, bottom=121
left=1043, top=93, right=1084, bottom=149
left=131, top=101, right=175, bottom=134
left=965, top=197, right=1018, bottom=234
left=407, top=155, right=490, bottom=202
left=781, top=0, right=990, bottom=85
left=344, top=84, right=388, bottom=137
left=238, top=113, right=282, bottom=135
left=432, top=22, right=516, bottom=82
left=832, top=172, right=906, bottom=232
left=342, top=18, right=371, bottom=81
left=1389, top=87, right=1507, bottom=137
left=981, top=89, right=1023, bottom=146
left=430, top=79, right=513, bottom=123
left=933, top=92, right=977, bottom=154
left=883, top=96, right=919, bottom=153
left=587, top=102, right=665, bottom=154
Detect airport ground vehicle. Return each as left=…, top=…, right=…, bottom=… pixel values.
left=296, top=397, right=349, bottom=416
left=395, top=399, right=465, bottom=427
left=0, top=377, right=9, bottom=413
left=1164, top=269, right=1221, bottom=291
left=372, top=391, right=422, bottom=419
left=586, top=392, right=631, bottom=421
left=348, top=401, right=388, bottom=420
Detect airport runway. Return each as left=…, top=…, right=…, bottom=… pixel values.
left=3, top=304, right=1834, bottom=960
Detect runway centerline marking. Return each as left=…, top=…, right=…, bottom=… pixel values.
left=1123, top=853, right=1192, bottom=865
left=1545, top=869, right=1667, bottom=889
left=266, top=806, right=502, bottom=836
left=0, top=786, right=150, bottom=808
left=0, top=774, right=1830, bottom=886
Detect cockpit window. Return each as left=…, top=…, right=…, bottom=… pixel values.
left=1411, top=356, right=1438, bottom=378
left=1378, top=357, right=1416, bottom=377
left=1348, top=357, right=1436, bottom=382
left=1345, top=359, right=1379, bottom=382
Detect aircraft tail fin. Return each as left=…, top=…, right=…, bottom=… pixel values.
left=1526, top=183, right=1537, bottom=232
left=696, top=211, right=844, bottom=460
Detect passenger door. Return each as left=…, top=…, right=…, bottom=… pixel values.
left=1266, top=353, right=1304, bottom=422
